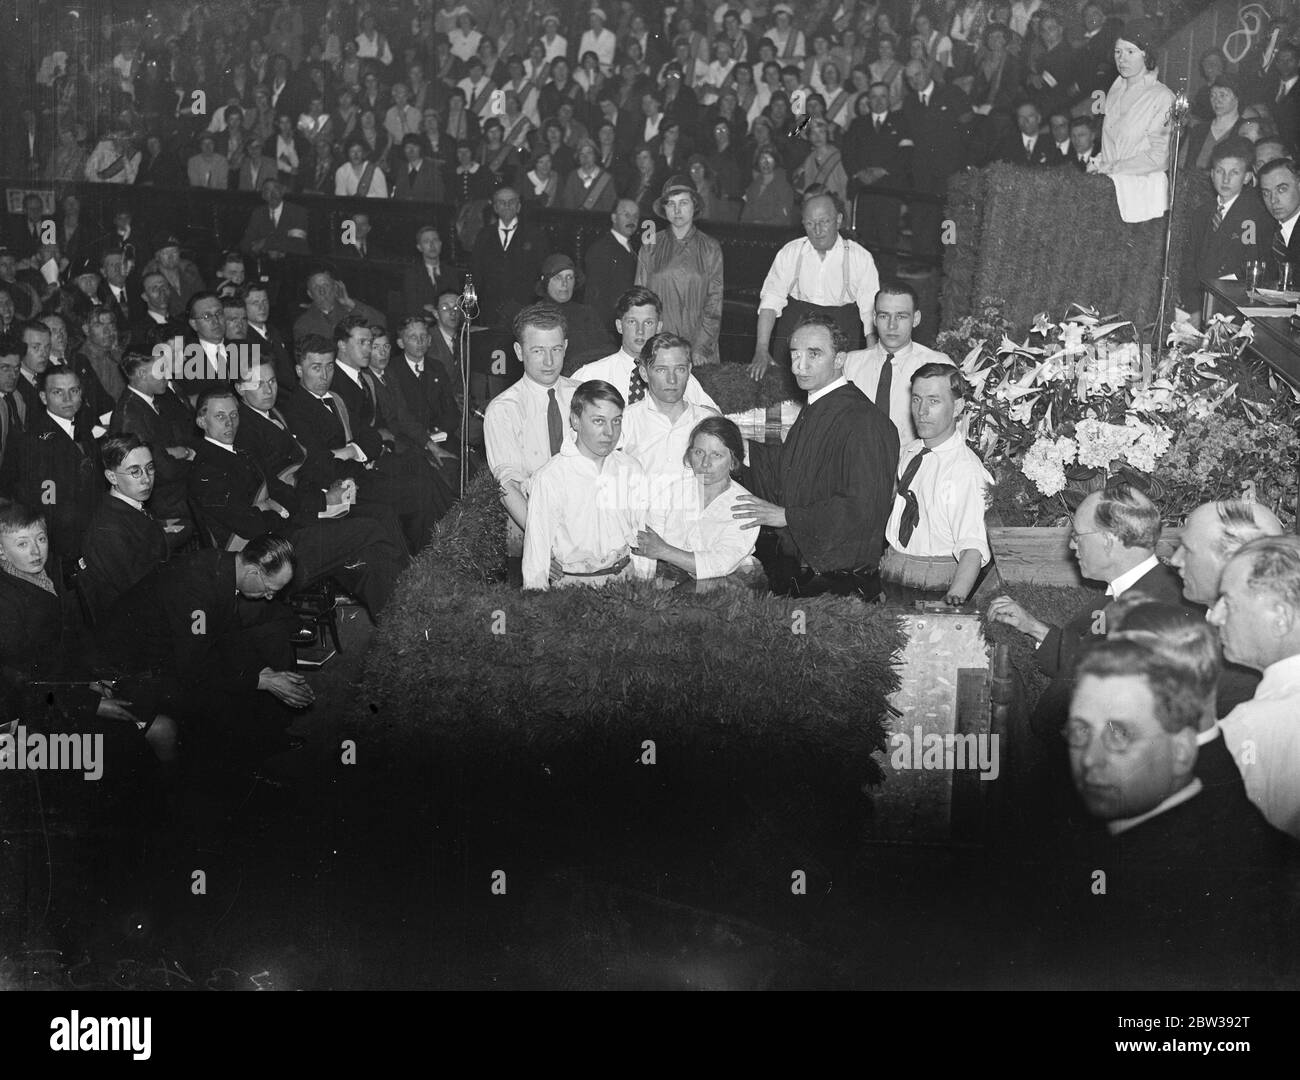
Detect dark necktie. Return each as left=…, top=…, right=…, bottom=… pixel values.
left=896, top=447, right=932, bottom=547
left=1272, top=228, right=1290, bottom=277
left=628, top=368, right=647, bottom=404
left=501, top=224, right=515, bottom=250
left=322, top=395, right=338, bottom=418
left=547, top=388, right=563, bottom=455
left=410, top=165, right=419, bottom=181
left=3, top=392, right=20, bottom=432
left=875, top=352, right=895, bottom=413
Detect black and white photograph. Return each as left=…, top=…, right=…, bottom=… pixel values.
left=1, top=0, right=1299, bottom=1032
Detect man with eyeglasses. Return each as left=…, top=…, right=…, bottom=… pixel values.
left=1045, top=637, right=1295, bottom=987
left=109, top=351, right=197, bottom=549
left=182, top=290, right=240, bottom=399
left=78, top=433, right=171, bottom=618
left=470, top=186, right=551, bottom=330
left=748, top=193, right=879, bottom=381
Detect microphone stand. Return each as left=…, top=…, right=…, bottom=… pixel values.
left=1152, top=89, right=1190, bottom=376
left=456, top=275, right=479, bottom=497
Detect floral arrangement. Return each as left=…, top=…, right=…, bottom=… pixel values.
left=936, top=299, right=1300, bottom=527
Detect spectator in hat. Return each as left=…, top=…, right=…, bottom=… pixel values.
left=536, top=254, right=608, bottom=369
left=140, top=237, right=206, bottom=319
left=636, top=175, right=724, bottom=366
left=539, top=13, right=568, bottom=64
left=580, top=8, right=619, bottom=77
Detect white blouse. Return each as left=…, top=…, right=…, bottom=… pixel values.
left=646, top=469, right=759, bottom=580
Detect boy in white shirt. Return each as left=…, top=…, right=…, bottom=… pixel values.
left=522, top=380, right=656, bottom=590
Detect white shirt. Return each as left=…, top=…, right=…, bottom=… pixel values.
left=540, top=33, right=569, bottom=62
left=199, top=338, right=231, bottom=379
left=621, top=396, right=718, bottom=478
left=356, top=30, right=394, bottom=65
left=522, top=440, right=656, bottom=589
left=843, top=340, right=953, bottom=443
left=610, top=228, right=632, bottom=253
left=643, top=113, right=663, bottom=142
left=203, top=435, right=237, bottom=454
left=578, top=27, right=618, bottom=74
left=335, top=160, right=388, bottom=198
left=885, top=431, right=994, bottom=563
left=758, top=236, right=880, bottom=333
left=645, top=469, right=759, bottom=579
left=1105, top=553, right=1160, bottom=598
left=47, top=411, right=76, bottom=439
left=1219, top=653, right=1300, bottom=839
left=484, top=374, right=578, bottom=490
left=571, top=351, right=719, bottom=412
left=111, top=489, right=146, bottom=512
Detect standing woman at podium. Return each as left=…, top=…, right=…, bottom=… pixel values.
left=637, top=177, right=725, bottom=365
left=1094, top=33, right=1175, bottom=224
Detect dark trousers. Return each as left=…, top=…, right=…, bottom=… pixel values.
left=771, top=299, right=864, bottom=367
left=289, top=516, right=406, bottom=618
left=855, top=191, right=902, bottom=277
left=758, top=534, right=884, bottom=602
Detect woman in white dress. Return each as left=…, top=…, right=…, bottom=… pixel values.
left=635, top=416, right=759, bottom=583
left=1095, top=33, right=1175, bottom=223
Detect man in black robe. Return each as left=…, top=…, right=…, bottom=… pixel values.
left=734, top=312, right=898, bottom=599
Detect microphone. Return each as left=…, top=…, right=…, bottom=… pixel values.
left=458, top=273, right=479, bottom=319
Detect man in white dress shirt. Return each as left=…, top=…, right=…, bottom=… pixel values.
left=621, top=332, right=718, bottom=479
left=484, top=304, right=579, bottom=549
left=572, top=287, right=718, bottom=411
left=522, top=379, right=656, bottom=590
left=748, top=193, right=879, bottom=379
left=1208, top=535, right=1300, bottom=839
left=842, top=281, right=952, bottom=443
left=881, top=364, right=993, bottom=604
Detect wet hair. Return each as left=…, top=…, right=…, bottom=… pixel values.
left=685, top=415, right=745, bottom=475
left=638, top=331, right=693, bottom=369
left=571, top=379, right=625, bottom=416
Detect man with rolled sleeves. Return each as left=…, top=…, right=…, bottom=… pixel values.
left=748, top=193, right=879, bottom=380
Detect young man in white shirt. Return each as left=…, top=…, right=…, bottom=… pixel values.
left=484, top=303, right=579, bottom=545
left=621, top=332, right=718, bottom=480
left=572, top=287, right=718, bottom=411
left=843, top=281, right=953, bottom=443
left=881, top=363, right=993, bottom=604
left=522, top=379, right=655, bottom=590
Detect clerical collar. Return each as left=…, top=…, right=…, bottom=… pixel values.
left=807, top=376, right=847, bottom=405
left=47, top=411, right=76, bottom=438
left=204, top=435, right=237, bottom=454
left=1107, top=778, right=1202, bottom=836
left=111, top=489, right=145, bottom=511
left=334, top=362, right=363, bottom=386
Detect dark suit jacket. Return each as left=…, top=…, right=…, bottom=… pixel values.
left=0, top=568, right=98, bottom=723
left=278, top=384, right=370, bottom=494
left=470, top=218, right=550, bottom=329
left=391, top=352, right=459, bottom=440
left=390, top=159, right=444, bottom=202
left=1180, top=189, right=1271, bottom=309
left=900, top=84, right=972, bottom=190
left=11, top=408, right=104, bottom=571
left=108, top=387, right=197, bottom=525
left=189, top=437, right=287, bottom=547
left=582, top=232, right=638, bottom=332
left=244, top=323, right=297, bottom=391
left=77, top=493, right=170, bottom=620
left=843, top=113, right=910, bottom=185
left=1031, top=41, right=1080, bottom=118
left=1272, top=77, right=1300, bottom=152
left=233, top=402, right=328, bottom=517
left=401, top=261, right=463, bottom=321
left=98, top=280, right=144, bottom=340
left=995, top=131, right=1064, bottom=167
left=239, top=200, right=311, bottom=256
left=0, top=389, right=24, bottom=495
left=327, top=365, right=387, bottom=461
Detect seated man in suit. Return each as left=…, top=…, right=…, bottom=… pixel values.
left=109, top=351, right=197, bottom=548
left=392, top=134, right=444, bottom=202
left=132, top=271, right=183, bottom=344
left=179, top=290, right=244, bottom=400
left=239, top=177, right=311, bottom=259
left=189, top=387, right=405, bottom=622
left=989, top=481, right=1187, bottom=725
left=1051, top=638, right=1296, bottom=987
left=279, top=333, right=449, bottom=552
left=996, top=100, right=1064, bottom=167
left=77, top=433, right=170, bottom=620
left=1181, top=137, right=1271, bottom=320
left=8, top=366, right=103, bottom=584
left=0, top=334, right=23, bottom=496
left=401, top=225, right=462, bottom=321
left=241, top=282, right=295, bottom=393
left=1260, top=156, right=1300, bottom=282
left=1065, top=115, right=1101, bottom=171
left=390, top=313, right=464, bottom=460
left=97, top=245, right=140, bottom=343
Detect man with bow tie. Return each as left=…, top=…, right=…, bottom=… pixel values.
left=470, top=187, right=550, bottom=330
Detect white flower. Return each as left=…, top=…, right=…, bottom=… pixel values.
left=1075, top=417, right=1135, bottom=470
left=1021, top=435, right=1076, bottom=497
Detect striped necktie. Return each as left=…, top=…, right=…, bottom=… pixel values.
left=1272, top=227, right=1290, bottom=277
left=1212, top=200, right=1226, bottom=231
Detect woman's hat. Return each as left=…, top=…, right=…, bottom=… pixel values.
left=653, top=174, right=704, bottom=217
left=536, top=253, right=583, bottom=296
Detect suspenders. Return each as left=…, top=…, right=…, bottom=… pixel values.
left=791, top=238, right=852, bottom=306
